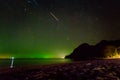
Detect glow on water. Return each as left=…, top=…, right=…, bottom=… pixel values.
left=0, top=55, right=11, bottom=59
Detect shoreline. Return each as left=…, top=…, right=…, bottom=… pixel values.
left=1, top=59, right=120, bottom=80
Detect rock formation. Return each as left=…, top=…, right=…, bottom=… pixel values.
left=65, top=40, right=120, bottom=60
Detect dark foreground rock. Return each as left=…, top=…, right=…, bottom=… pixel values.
left=1, top=59, right=120, bottom=80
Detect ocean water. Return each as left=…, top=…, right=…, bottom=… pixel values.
left=0, top=58, right=71, bottom=68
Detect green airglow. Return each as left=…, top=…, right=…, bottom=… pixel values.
left=0, top=50, right=71, bottom=58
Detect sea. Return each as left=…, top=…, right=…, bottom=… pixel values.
left=0, top=58, right=72, bottom=68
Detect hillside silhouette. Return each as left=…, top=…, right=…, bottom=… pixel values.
left=65, top=40, right=120, bottom=60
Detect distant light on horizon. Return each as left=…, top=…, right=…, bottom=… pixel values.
left=0, top=55, right=11, bottom=59
left=106, top=54, right=120, bottom=59
left=60, top=56, right=65, bottom=59
left=58, top=54, right=66, bottom=59
left=112, top=54, right=120, bottom=59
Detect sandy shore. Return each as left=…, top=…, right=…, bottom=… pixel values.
left=1, top=59, right=120, bottom=80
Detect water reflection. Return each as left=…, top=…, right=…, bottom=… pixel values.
left=0, top=58, right=72, bottom=68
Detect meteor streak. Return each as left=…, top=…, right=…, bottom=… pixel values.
left=50, top=12, right=59, bottom=21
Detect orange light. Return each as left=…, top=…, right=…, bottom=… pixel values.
left=0, top=55, right=10, bottom=59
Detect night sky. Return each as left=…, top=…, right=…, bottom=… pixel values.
left=0, top=0, right=120, bottom=58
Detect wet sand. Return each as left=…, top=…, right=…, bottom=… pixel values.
left=1, top=59, right=120, bottom=80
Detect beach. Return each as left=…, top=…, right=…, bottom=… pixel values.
left=1, top=59, right=120, bottom=80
